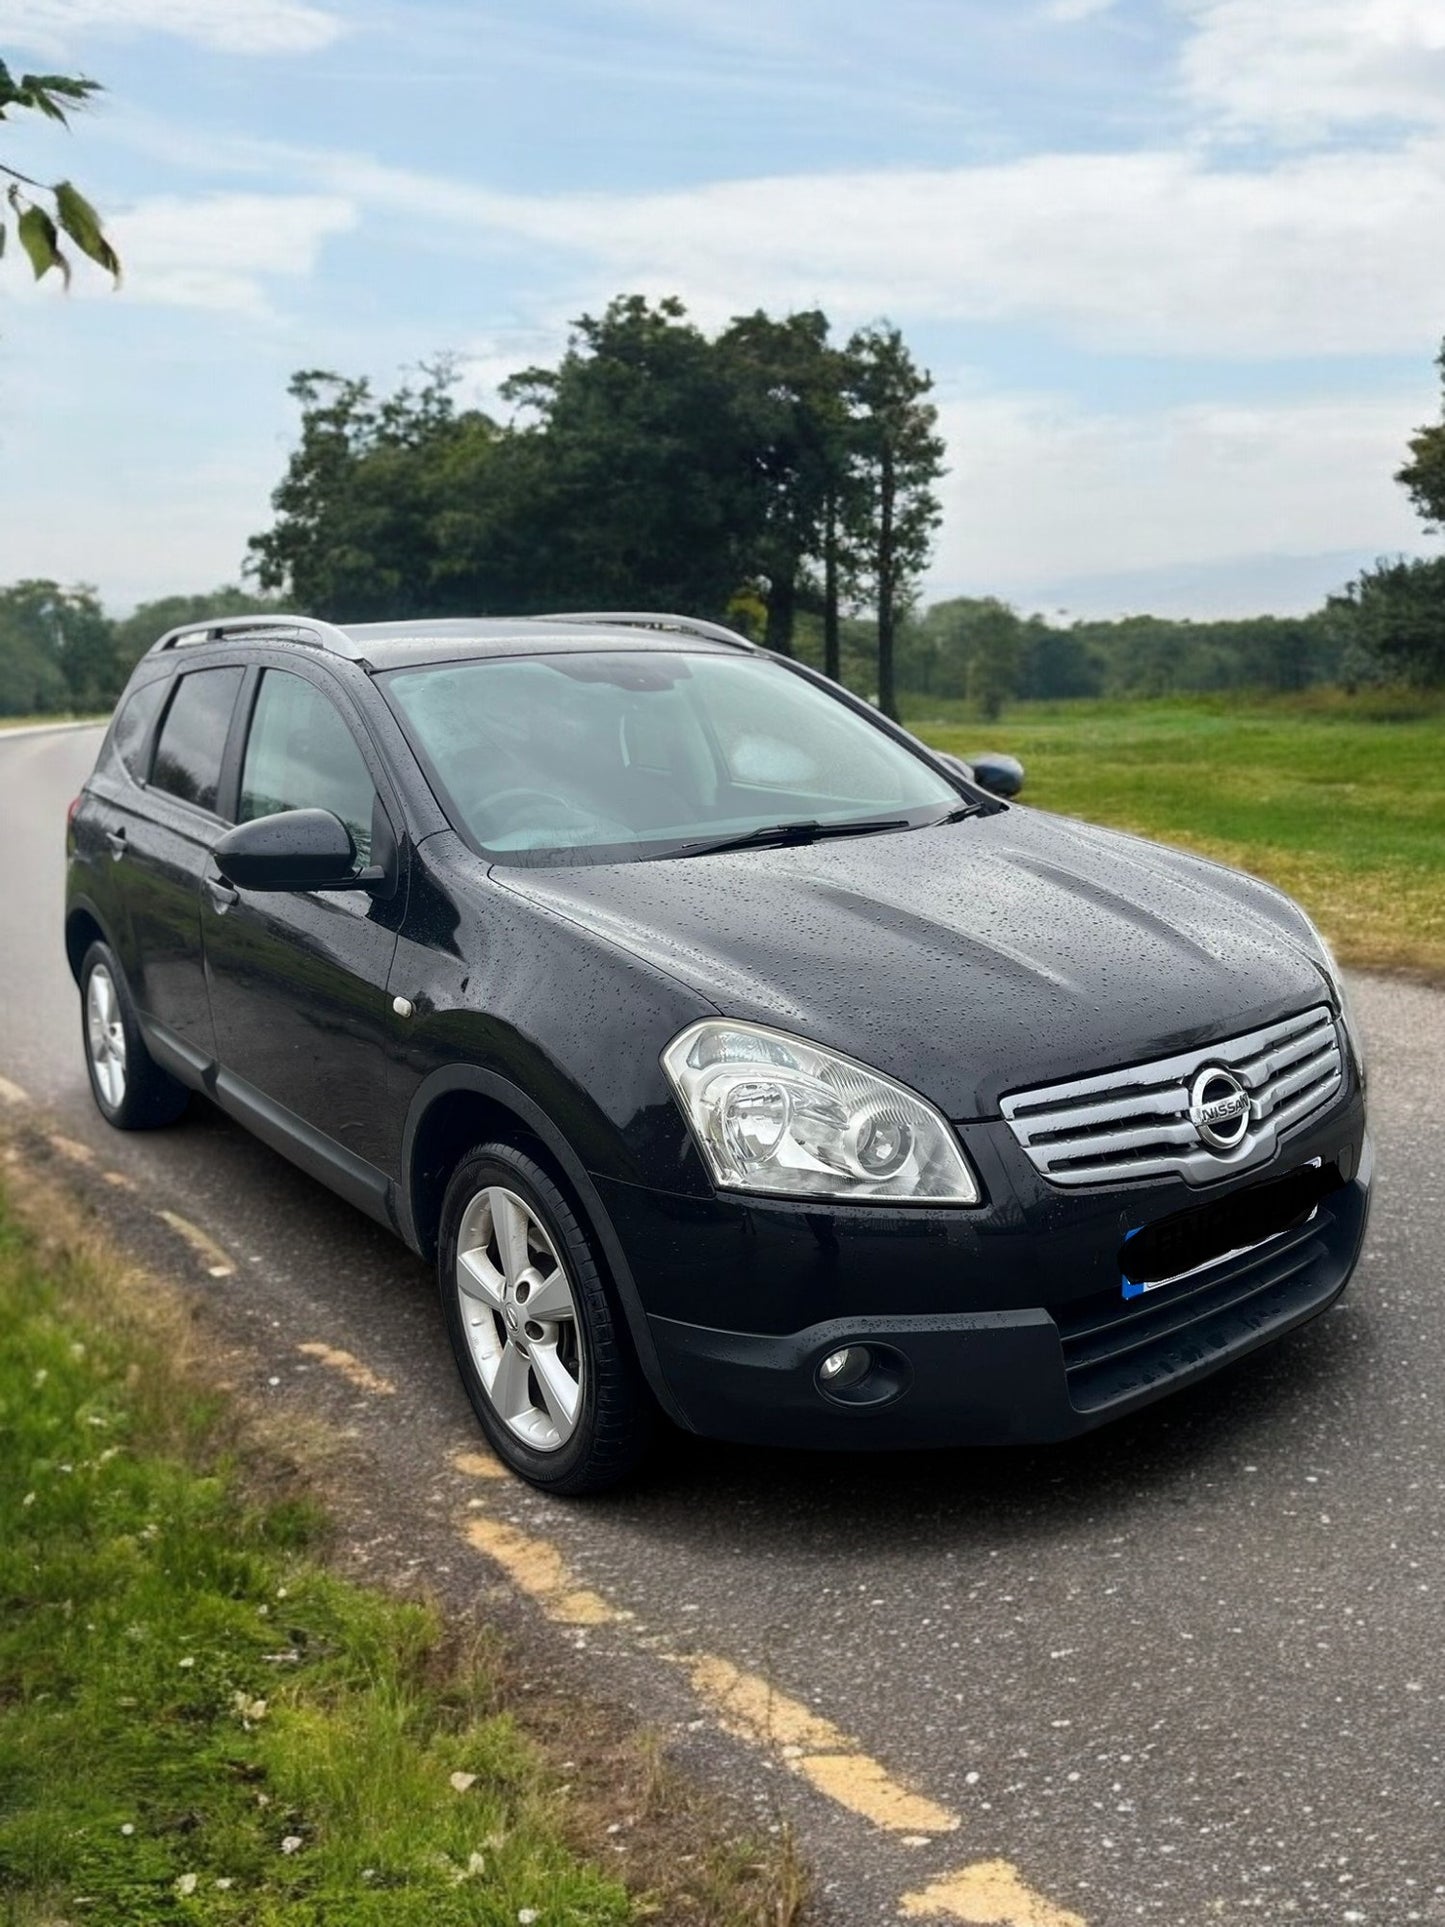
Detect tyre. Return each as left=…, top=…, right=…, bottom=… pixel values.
left=80, top=940, right=189, bottom=1130
left=438, top=1142, right=653, bottom=1494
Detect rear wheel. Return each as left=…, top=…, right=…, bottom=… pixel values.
left=80, top=940, right=188, bottom=1130
left=438, top=1142, right=652, bottom=1493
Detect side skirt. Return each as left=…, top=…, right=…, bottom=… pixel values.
left=139, top=1014, right=399, bottom=1234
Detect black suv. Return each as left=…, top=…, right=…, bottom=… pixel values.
left=66, top=612, right=1371, bottom=1491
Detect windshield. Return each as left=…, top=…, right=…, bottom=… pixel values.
left=382, top=650, right=960, bottom=865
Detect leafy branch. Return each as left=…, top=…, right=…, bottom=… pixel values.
left=0, top=56, right=120, bottom=287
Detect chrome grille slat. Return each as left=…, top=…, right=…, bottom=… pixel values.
left=1011, top=1087, right=1189, bottom=1141
left=1000, top=1006, right=1343, bottom=1190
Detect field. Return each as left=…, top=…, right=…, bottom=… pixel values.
left=912, top=691, right=1445, bottom=981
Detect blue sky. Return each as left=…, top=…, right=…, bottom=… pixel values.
left=4, top=0, right=1445, bottom=619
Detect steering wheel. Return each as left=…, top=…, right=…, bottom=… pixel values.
left=478, top=786, right=629, bottom=845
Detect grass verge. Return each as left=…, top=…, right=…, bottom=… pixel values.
left=911, top=692, right=1445, bottom=981
left=0, top=1167, right=804, bottom=1926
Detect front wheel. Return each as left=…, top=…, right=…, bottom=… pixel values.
left=80, top=941, right=188, bottom=1130
left=438, top=1143, right=653, bottom=1494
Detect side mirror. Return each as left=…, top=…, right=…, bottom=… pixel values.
left=968, top=752, right=1025, bottom=799
left=214, top=808, right=362, bottom=892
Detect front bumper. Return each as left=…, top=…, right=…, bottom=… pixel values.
left=596, top=1090, right=1371, bottom=1449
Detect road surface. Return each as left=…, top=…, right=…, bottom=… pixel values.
left=3, top=724, right=1442, bottom=1925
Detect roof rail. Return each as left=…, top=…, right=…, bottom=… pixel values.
left=529, top=611, right=756, bottom=651
left=147, top=613, right=364, bottom=660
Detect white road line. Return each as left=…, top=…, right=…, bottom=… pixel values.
left=0, top=719, right=105, bottom=743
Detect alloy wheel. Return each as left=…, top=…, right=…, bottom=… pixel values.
left=455, top=1184, right=584, bottom=1451
left=85, top=964, right=127, bottom=1111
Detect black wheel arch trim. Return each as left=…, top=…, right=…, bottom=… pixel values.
left=400, top=1063, right=690, bottom=1428
left=65, top=892, right=112, bottom=983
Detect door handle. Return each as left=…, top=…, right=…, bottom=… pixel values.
left=205, top=875, right=239, bottom=911
left=105, top=825, right=127, bottom=860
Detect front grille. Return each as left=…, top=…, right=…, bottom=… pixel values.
left=1000, top=1006, right=1342, bottom=1189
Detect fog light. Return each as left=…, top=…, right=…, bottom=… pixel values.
left=818, top=1345, right=871, bottom=1391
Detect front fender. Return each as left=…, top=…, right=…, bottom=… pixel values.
left=398, top=1062, right=692, bottom=1428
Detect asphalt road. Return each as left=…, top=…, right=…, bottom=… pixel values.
left=4, top=723, right=1443, bottom=1926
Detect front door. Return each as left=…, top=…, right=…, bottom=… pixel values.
left=200, top=665, right=407, bottom=1181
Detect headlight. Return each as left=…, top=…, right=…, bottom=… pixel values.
left=1297, top=912, right=1366, bottom=1087
left=661, top=1020, right=981, bottom=1204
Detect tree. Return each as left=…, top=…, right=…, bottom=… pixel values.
left=900, top=597, right=1026, bottom=715
left=844, top=326, right=944, bottom=719
left=246, top=364, right=503, bottom=619
left=716, top=309, right=859, bottom=661
left=1397, top=339, right=1445, bottom=531
left=1, top=55, right=120, bottom=287
left=498, top=295, right=758, bottom=617
left=0, top=580, right=114, bottom=713
left=1328, top=557, right=1445, bottom=688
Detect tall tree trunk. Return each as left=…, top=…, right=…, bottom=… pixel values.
left=765, top=567, right=796, bottom=657
left=823, top=491, right=840, bottom=683
left=876, top=447, right=897, bottom=719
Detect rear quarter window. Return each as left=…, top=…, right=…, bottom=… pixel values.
left=108, top=677, right=169, bottom=782
left=150, top=667, right=245, bottom=815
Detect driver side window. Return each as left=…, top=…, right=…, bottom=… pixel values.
left=239, top=670, right=376, bottom=863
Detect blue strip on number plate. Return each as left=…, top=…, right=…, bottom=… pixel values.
left=1120, top=1226, right=1152, bottom=1301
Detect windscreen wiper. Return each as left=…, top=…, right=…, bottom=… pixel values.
left=669, top=815, right=913, bottom=859
left=933, top=800, right=988, bottom=824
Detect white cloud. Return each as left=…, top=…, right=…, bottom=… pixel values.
left=315, top=141, right=1445, bottom=359
left=930, top=389, right=1432, bottom=602
left=9, top=0, right=344, bottom=57
left=1181, top=0, right=1445, bottom=134
left=107, top=192, right=357, bottom=312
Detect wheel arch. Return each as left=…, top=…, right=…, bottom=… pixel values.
left=400, top=1066, right=688, bottom=1427
left=65, top=901, right=109, bottom=985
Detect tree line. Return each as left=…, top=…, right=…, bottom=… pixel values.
left=6, top=567, right=1435, bottom=724
left=7, top=298, right=1445, bottom=720
left=247, top=296, right=944, bottom=718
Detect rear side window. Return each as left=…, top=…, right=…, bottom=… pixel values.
left=109, top=678, right=168, bottom=781
left=151, top=667, right=244, bottom=815
left=238, top=669, right=376, bottom=862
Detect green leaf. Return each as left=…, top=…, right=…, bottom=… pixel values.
left=15, top=71, right=100, bottom=125
left=16, top=203, right=69, bottom=286
left=54, top=181, right=120, bottom=282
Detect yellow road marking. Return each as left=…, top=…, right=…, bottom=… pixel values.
left=684, top=1653, right=959, bottom=1835
left=48, top=1133, right=95, bottom=1165
left=801, top=1753, right=958, bottom=1834
left=156, top=1209, right=236, bottom=1278
left=296, top=1341, right=395, bottom=1396
left=452, top=1448, right=509, bottom=1481
left=463, top=1516, right=623, bottom=1626
left=900, top=1862, right=1087, bottom=1926
left=103, top=1170, right=136, bottom=1191
left=0, top=1074, right=30, bottom=1105
left=452, top=1496, right=1081, bottom=1921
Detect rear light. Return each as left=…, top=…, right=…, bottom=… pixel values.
left=66, top=794, right=82, bottom=833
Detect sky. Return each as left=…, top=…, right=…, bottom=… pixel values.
left=3, top=0, right=1445, bottom=621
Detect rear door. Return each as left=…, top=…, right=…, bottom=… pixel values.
left=200, top=662, right=408, bottom=1184
left=74, top=670, right=173, bottom=982
left=121, top=662, right=247, bottom=1061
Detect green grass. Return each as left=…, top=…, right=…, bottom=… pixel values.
left=909, top=691, right=1445, bottom=980
left=0, top=1191, right=639, bottom=1927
